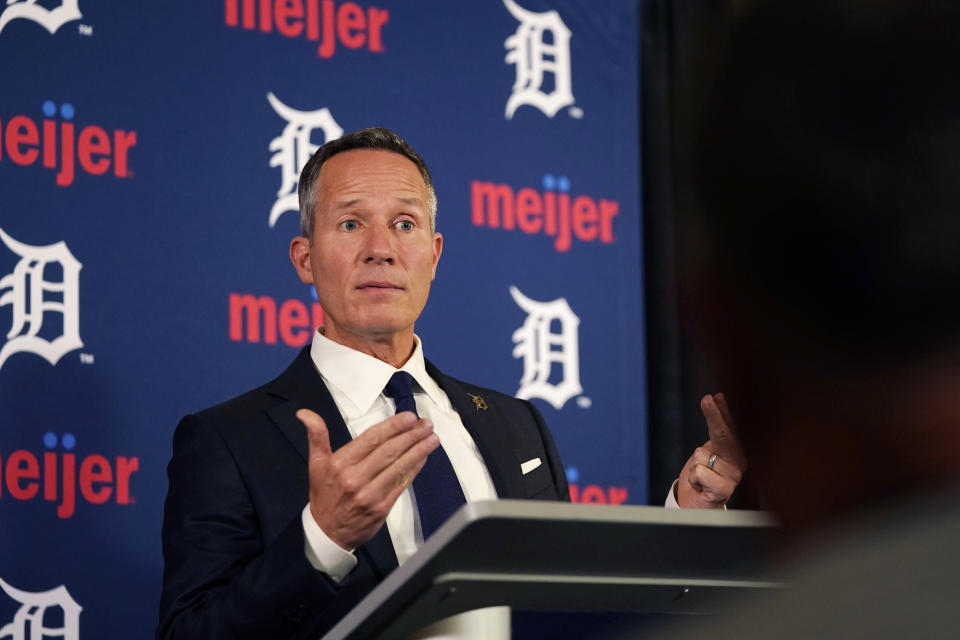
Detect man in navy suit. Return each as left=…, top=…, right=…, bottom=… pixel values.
left=158, top=128, right=744, bottom=639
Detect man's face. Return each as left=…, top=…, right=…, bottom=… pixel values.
left=290, top=149, right=442, bottom=352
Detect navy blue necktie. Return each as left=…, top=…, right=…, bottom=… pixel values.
left=383, top=371, right=466, bottom=539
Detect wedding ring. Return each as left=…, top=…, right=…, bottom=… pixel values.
left=707, top=453, right=718, bottom=470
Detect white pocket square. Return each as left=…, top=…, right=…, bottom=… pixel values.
left=521, top=458, right=542, bottom=475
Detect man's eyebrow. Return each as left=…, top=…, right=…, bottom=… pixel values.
left=334, top=197, right=424, bottom=210
left=335, top=199, right=362, bottom=210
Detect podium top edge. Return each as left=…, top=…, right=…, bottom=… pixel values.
left=453, top=500, right=779, bottom=530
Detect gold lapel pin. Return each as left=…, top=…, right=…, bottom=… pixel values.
left=468, top=393, right=488, bottom=411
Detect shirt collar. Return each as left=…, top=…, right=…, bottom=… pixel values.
left=309, top=330, right=447, bottom=414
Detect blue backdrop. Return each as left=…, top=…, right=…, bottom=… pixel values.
left=0, top=1, right=645, bottom=636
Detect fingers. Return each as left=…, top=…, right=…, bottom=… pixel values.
left=324, top=414, right=435, bottom=491
left=714, top=392, right=735, bottom=429
left=299, top=408, right=440, bottom=549
left=366, top=430, right=439, bottom=511
left=713, top=393, right=748, bottom=471
left=296, top=409, right=332, bottom=461
left=373, top=421, right=439, bottom=477
left=688, top=445, right=742, bottom=485
left=334, top=411, right=422, bottom=466
left=677, top=438, right=744, bottom=508
left=700, top=394, right=747, bottom=468
left=700, top=395, right=732, bottom=455
left=679, top=394, right=748, bottom=508
left=687, top=462, right=738, bottom=505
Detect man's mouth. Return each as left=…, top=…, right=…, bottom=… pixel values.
left=357, top=281, right=403, bottom=291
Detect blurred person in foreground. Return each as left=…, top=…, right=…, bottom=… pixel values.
left=655, top=0, right=960, bottom=637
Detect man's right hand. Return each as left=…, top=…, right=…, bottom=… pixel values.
left=296, top=409, right=439, bottom=551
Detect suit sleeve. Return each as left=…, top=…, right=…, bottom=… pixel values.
left=157, top=414, right=364, bottom=640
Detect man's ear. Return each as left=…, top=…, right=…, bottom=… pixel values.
left=431, top=232, right=443, bottom=279
left=290, top=236, right=314, bottom=284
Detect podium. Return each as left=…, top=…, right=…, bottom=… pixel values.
left=322, top=500, right=782, bottom=639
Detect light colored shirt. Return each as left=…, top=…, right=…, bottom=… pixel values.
left=666, top=481, right=680, bottom=508
left=300, top=330, right=506, bottom=637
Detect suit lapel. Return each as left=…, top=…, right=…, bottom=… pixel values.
left=266, top=348, right=349, bottom=460
left=265, top=347, right=400, bottom=580
left=426, top=360, right=525, bottom=500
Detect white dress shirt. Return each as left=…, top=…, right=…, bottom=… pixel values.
left=300, top=330, right=507, bottom=637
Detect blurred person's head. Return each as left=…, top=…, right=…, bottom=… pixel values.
left=690, top=0, right=960, bottom=531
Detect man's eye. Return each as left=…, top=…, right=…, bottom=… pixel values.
left=397, top=220, right=414, bottom=231
left=341, top=220, right=358, bottom=231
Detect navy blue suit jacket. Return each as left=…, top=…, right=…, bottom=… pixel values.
left=158, top=347, right=569, bottom=639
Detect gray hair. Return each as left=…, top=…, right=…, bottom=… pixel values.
left=297, top=127, right=438, bottom=240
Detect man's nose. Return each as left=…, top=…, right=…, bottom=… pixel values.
left=363, top=225, right=395, bottom=264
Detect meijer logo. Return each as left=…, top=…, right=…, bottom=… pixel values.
left=0, top=101, right=137, bottom=187
left=510, top=285, right=582, bottom=410
left=267, top=92, right=343, bottom=228
left=471, top=174, right=619, bottom=252
left=225, top=0, right=388, bottom=59
left=0, top=433, right=139, bottom=520
left=565, top=467, right=628, bottom=505
left=503, top=0, right=575, bottom=119
left=0, top=228, right=83, bottom=370
left=229, top=292, right=324, bottom=347
left=0, top=577, right=81, bottom=640
left=0, top=0, right=81, bottom=35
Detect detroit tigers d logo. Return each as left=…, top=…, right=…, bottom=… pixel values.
left=0, top=0, right=82, bottom=35
left=0, top=228, right=83, bottom=370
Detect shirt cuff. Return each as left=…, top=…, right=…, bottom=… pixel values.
left=664, top=479, right=680, bottom=509
left=301, top=504, right=358, bottom=583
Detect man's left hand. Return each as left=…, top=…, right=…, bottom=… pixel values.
left=677, top=392, right=748, bottom=508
